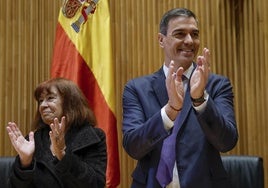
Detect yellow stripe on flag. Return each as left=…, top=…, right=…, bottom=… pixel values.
left=51, top=0, right=120, bottom=187
left=58, top=0, right=115, bottom=115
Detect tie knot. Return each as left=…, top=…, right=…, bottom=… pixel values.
left=182, top=75, right=187, bottom=81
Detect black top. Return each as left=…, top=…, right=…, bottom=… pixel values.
left=8, top=122, right=107, bottom=188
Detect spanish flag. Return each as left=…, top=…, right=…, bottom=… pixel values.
left=51, top=0, right=120, bottom=187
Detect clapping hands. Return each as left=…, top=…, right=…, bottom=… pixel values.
left=6, top=122, right=35, bottom=167
left=190, top=48, right=210, bottom=99
left=49, top=116, right=66, bottom=160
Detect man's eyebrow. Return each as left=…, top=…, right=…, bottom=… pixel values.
left=172, top=29, right=199, bottom=34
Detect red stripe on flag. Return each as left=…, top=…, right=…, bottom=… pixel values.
left=51, top=23, right=120, bottom=187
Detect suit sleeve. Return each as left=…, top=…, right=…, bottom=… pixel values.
left=197, top=76, right=238, bottom=152
left=122, top=79, right=169, bottom=160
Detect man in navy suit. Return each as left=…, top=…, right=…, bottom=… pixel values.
left=122, top=8, right=238, bottom=188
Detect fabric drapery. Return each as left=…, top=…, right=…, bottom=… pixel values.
left=50, top=0, right=120, bottom=187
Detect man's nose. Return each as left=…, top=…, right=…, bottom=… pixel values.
left=184, top=34, right=193, bottom=44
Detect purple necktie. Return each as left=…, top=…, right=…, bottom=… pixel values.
left=156, top=75, right=187, bottom=187
left=156, top=115, right=181, bottom=187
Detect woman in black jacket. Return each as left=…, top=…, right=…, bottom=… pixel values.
left=6, top=78, right=107, bottom=188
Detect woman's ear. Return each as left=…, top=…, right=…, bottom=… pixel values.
left=158, top=33, right=164, bottom=48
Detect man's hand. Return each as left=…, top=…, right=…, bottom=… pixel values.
left=165, top=60, right=184, bottom=119
left=190, top=48, right=210, bottom=102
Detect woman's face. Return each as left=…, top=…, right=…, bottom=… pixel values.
left=38, top=86, right=63, bottom=125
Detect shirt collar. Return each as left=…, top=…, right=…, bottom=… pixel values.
left=163, top=63, right=194, bottom=79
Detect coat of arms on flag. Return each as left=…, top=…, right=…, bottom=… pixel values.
left=51, top=0, right=120, bottom=187
left=62, top=0, right=99, bottom=33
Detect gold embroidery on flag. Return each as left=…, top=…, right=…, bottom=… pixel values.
left=61, top=0, right=99, bottom=33
left=62, top=0, right=82, bottom=18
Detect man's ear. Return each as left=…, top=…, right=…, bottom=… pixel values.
left=158, top=33, right=164, bottom=48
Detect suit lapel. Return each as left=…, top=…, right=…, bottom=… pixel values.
left=175, top=87, right=192, bottom=131
left=174, top=66, right=196, bottom=132
left=152, top=68, right=168, bottom=107
left=173, top=64, right=196, bottom=132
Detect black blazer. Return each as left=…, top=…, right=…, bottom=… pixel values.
left=8, top=123, right=107, bottom=188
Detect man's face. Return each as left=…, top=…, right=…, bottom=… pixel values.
left=159, top=16, right=200, bottom=70
left=38, top=86, right=63, bottom=125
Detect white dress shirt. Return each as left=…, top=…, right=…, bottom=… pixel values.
left=160, top=64, right=209, bottom=187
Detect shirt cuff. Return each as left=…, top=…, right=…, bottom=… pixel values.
left=161, top=106, right=174, bottom=131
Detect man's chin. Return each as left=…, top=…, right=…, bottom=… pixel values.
left=174, top=57, right=194, bottom=65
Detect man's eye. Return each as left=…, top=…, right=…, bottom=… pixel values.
left=192, top=32, right=199, bottom=38
left=173, top=33, right=184, bottom=38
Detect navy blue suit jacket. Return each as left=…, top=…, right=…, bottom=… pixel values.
left=122, top=65, right=238, bottom=188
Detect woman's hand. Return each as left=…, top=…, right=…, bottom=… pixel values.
left=6, top=122, right=35, bottom=167
left=49, top=116, right=66, bottom=160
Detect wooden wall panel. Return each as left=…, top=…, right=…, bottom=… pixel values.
left=0, top=1, right=61, bottom=154
left=1, top=0, right=268, bottom=187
